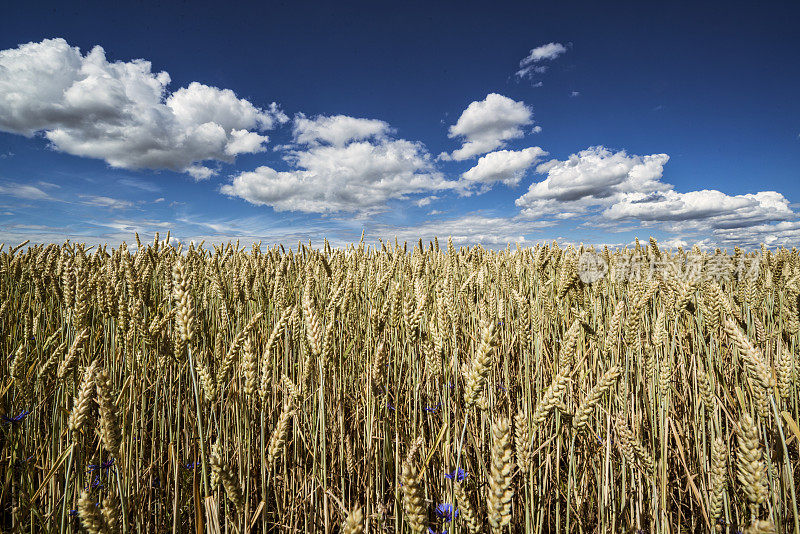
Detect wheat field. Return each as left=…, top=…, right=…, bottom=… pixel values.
left=1, top=234, right=798, bottom=533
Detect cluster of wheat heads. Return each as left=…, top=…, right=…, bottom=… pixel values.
left=0, top=234, right=799, bottom=533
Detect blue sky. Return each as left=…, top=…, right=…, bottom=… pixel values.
left=1, top=0, right=798, bottom=248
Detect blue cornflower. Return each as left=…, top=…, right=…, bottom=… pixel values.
left=444, top=468, right=468, bottom=482
left=183, top=461, right=199, bottom=470
left=85, top=476, right=104, bottom=491
left=428, top=529, right=448, bottom=534
left=68, top=509, right=78, bottom=517
left=2, top=410, right=30, bottom=424
left=88, top=459, right=115, bottom=471
left=497, top=382, right=507, bottom=392
left=385, top=403, right=395, bottom=411
left=597, top=435, right=613, bottom=446
left=423, top=403, right=441, bottom=413
left=434, top=503, right=458, bottom=522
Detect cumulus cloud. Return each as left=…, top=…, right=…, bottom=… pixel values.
left=293, top=114, right=391, bottom=146
left=462, top=147, right=547, bottom=189
left=0, top=38, right=287, bottom=177
left=516, top=42, right=568, bottom=78
left=516, top=146, right=795, bottom=239
left=444, top=94, right=534, bottom=161
left=516, top=146, right=670, bottom=216
left=604, top=190, right=792, bottom=227
left=711, top=221, right=800, bottom=248
left=222, top=114, right=462, bottom=213
left=415, top=196, right=438, bottom=207
left=185, top=165, right=218, bottom=181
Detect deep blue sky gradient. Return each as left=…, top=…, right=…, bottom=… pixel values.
left=1, top=0, right=798, bottom=246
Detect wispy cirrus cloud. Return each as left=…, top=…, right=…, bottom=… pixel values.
left=79, top=195, right=135, bottom=210
left=0, top=182, right=59, bottom=201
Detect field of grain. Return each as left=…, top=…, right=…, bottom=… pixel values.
left=1, top=235, right=798, bottom=533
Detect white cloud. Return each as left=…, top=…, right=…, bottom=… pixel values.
left=516, top=43, right=568, bottom=78
left=604, top=190, right=792, bottom=227
left=79, top=195, right=134, bottom=209
left=516, top=146, right=670, bottom=216
left=462, top=147, right=547, bottom=189
left=222, top=114, right=462, bottom=213
left=292, top=114, right=391, bottom=146
left=571, top=91, right=580, bottom=97
left=415, top=196, right=438, bottom=207
left=0, top=182, right=57, bottom=201
left=185, top=165, right=218, bottom=181
left=521, top=42, right=568, bottom=64
left=515, top=146, right=795, bottom=242
left=0, top=38, right=287, bottom=176
left=375, top=214, right=554, bottom=246
left=446, top=94, right=534, bottom=160
left=711, top=221, right=800, bottom=248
